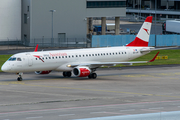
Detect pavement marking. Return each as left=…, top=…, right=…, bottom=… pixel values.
left=59, top=114, right=75, bottom=117
left=90, top=112, right=106, bottom=114
left=149, top=107, right=164, bottom=110
left=0, top=71, right=180, bottom=100
left=120, top=72, right=180, bottom=78
left=20, top=83, right=180, bottom=99
left=1, top=81, right=180, bottom=99
left=1, top=100, right=180, bottom=115
left=26, top=116, right=43, bottom=119
left=120, top=109, right=135, bottom=112
left=141, top=108, right=166, bottom=112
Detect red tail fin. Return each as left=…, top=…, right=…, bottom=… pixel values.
left=126, top=16, right=153, bottom=47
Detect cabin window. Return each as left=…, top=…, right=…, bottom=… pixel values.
left=107, top=53, right=108, bottom=55
left=65, top=56, right=67, bottom=58
left=46, top=57, right=48, bottom=59
left=109, top=53, right=111, bottom=55
left=89, top=54, right=91, bottom=56
left=122, top=52, right=123, bottom=54
left=72, top=55, right=74, bottom=58
left=76, top=55, right=78, bottom=57
left=79, top=55, right=81, bottom=57
left=62, top=56, right=64, bottom=58
left=49, top=57, right=51, bottom=59
left=119, top=52, right=121, bottom=54
left=83, top=55, right=85, bottom=57
left=116, top=52, right=118, bottom=55
left=36, top=58, right=38, bottom=60
left=86, top=54, right=88, bottom=57
left=125, top=52, right=126, bottom=54
left=17, top=58, right=22, bottom=61
left=95, top=54, right=97, bottom=56
left=69, top=56, right=71, bottom=58
left=8, top=57, right=16, bottom=61
left=59, top=56, right=61, bottom=58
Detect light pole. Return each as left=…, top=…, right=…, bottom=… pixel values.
left=49, top=10, right=56, bottom=47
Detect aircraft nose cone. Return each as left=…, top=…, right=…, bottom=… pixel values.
left=1, top=64, right=8, bottom=72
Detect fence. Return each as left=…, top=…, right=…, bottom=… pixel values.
left=0, top=38, right=89, bottom=50
left=92, top=35, right=180, bottom=47
left=0, top=35, right=180, bottom=50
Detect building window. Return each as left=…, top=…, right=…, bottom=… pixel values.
left=24, top=14, right=27, bottom=24
left=87, top=1, right=126, bottom=8
left=27, top=6, right=29, bottom=12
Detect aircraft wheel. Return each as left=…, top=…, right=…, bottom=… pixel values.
left=88, top=73, right=97, bottom=79
left=88, top=74, right=92, bottom=79
left=63, top=72, right=72, bottom=77
left=91, top=73, right=97, bottom=79
left=63, top=72, right=66, bottom=77
left=66, top=72, right=72, bottom=77
left=17, top=77, right=22, bottom=81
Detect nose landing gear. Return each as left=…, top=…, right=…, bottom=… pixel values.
left=17, top=73, right=23, bottom=81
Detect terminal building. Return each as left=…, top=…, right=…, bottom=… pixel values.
left=126, top=0, right=180, bottom=20
left=1, top=0, right=180, bottom=47
left=0, top=0, right=21, bottom=40
left=21, top=0, right=126, bottom=46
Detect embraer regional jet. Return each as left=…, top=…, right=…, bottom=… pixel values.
left=2, top=16, right=160, bottom=81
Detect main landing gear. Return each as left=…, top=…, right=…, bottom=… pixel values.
left=17, top=73, right=23, bottom=81
left=63, top=71, right=72, bottom=77
left=88, top=73, right=97, bottom=79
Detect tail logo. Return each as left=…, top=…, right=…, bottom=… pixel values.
left=143, top=28, right=149, bottom=35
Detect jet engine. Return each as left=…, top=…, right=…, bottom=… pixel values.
left=35, top=70, right=52, bottom=74
left=73, top=67, right=91, bottom=77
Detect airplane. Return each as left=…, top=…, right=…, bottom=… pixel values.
left=2, top=16, right=161, bottom=81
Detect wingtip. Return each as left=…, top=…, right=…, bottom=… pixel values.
left=34, top=44, right=38, bottom=52
left=149, top=52, right=159, bottom=62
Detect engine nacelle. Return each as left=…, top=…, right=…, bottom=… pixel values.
left=73, top=67, right=91, bottom=77
left=35, top=70, right=52, bottom=75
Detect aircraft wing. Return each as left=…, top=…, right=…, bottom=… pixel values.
left=67, top=52, right=159, bottom=68
left=140, top=47, right=178, bottom=52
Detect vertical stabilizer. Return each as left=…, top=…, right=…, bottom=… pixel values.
left=126, top=16, right=153, bottom=47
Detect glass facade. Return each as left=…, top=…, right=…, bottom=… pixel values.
left=87, top=1, right=126, bottom=8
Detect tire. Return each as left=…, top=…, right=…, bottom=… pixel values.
left=67, top=72, right=72, bottom=77
left=92, top=73, right=97, bottom=79
left=88, top=74, right=92, bottom=79
left=17, top=77, right=22, bottom=81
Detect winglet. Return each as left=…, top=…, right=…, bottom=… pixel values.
left=34, top=44, right=38, bottom=52
left=149, top=52, right=159, bottom=62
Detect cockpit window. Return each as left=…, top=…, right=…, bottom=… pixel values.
left=8, top=57, right=16, bottom=61
left=17, top=58, right=22, bottom=61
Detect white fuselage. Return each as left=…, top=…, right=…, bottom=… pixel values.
left=1, top=46, right=151, bottom=73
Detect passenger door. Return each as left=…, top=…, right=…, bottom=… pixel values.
left=26, top=54, right=33, bottom=66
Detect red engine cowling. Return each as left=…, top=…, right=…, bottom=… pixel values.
left=73, top=67, right=91, bottom=77
left=35, top=70, right=52, bottom=74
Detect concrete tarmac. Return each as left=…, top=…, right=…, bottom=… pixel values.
left=0, top=65, right=180, bottom=120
